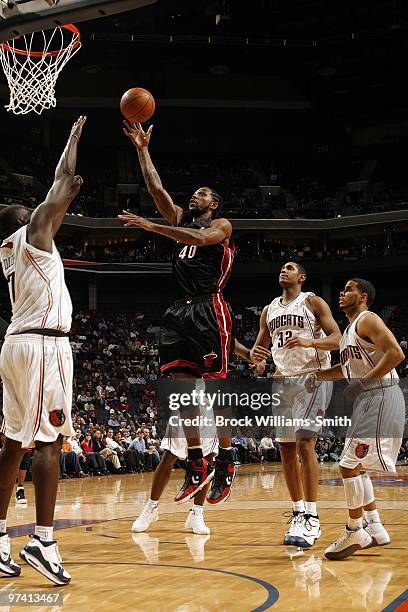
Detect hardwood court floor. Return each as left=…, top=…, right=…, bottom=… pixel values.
left=2, top=463, right=408, bottom=611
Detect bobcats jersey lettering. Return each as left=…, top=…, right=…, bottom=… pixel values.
left=266, top=291, right=331, bottom=375
left=340, top=345, right=363, bottom=365
left=339, top=311, right=398, bottom=384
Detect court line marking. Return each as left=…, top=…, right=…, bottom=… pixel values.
left=383, top=588, right=408, bottom=612
left=61, top=561, right=279, bottom=611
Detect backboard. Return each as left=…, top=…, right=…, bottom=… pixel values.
left=0, top=0, right=157, bottom=43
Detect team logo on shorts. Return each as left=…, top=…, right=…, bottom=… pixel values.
left=203, top=352, right=218, bottom=368
left=49, top=410, right=66, bottom=427
left=355, top=443, right=369, bottom=459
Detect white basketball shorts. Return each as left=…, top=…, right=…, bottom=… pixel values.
left=275, top=378, right=333, bottom=443
left=160, top=408, right=218, bottom=460
left=0, top=334, right=75, bottom=448
left=340, top=385, right=405, bottom=473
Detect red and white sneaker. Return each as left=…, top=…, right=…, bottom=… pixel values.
left=174, top=458, right=214, bottom=504
left=206, top=459, right=235, bottom=504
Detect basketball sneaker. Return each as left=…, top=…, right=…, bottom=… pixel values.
left=324, top=526, right=373, bottom=560
left=291, top=514, right=321, bottom=548
left=19, top=535, right=71, bottom=585
left=363, top=518, right=391, bottom=546
left=16, top=487, right=27, bottom=506
left=174, top=458, right=214, bottom=504
left=283, top=511, right=304, bottom=545
left=206, top=459, right=235, bottom=504
left=0, top=533, right=21, bottom=577
left=131, top=501, right=159, bottom=532
left=185, top=507, right=210, bottom=535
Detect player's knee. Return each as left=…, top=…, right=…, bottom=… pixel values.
left=279, top=442, right=297, bottom=461
left=1, top=437, right=23, bottom=457
left=159, top=450, right=177, bottom=469
left=296, top=437, right=316, bottom=460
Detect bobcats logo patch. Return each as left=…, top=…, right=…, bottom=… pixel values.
left=49, top=410, right=66, bottom=427
left=355, top=443, right=369, bottom=459
left=203, top=352, right=218, bottom=368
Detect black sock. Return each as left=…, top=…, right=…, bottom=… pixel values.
left=187, top=448, right=203, bottom=461
left=218, top=447, right=233, bottom=462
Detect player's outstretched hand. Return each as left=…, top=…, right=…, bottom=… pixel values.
left=249, top=345, right=271, bottom=364
left=343, top=380, right=364, bottom=403
left=284, top=336, right=313, bottom=349
left=118, top=210, right=155, bottom=231
left=305, top=372, right=318, bottom=393
left=123, top=121, right=153, bottom=150
left=70, top=115, right=87, bottom=140
left=250, top=360, right=266, bottom=376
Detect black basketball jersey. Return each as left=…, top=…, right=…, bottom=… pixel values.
left=173, top=215, right=234, bottom=298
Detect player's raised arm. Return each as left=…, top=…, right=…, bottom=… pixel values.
left=123, top=121, right=183, bottom=226
left=249, top=306, right=272, bottom=364
left=118, top=213, right=232, bottom=247
left=27, top=115, right=86, bottom=253
left=356, top=312, right=405, bottom=379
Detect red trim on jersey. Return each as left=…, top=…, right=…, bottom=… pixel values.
left=160, top=359, right=203, bottom=375
left=216, top=243, right=234, bottom=293
left=205, top=294, right=232, bottom=379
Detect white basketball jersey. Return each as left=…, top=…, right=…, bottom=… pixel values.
left=340, top=311, right=398, bottom=384
left=0, top=225, right=72, bottom=336
left=266, top=291, right=331, bottom=376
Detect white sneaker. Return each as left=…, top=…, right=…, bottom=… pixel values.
left=185, top=534, right=211, bottom=562
left=0, top=533, right=21, bottom=577
left=185, top=508, right=210, bottom=535
left=363, top=519, right=391, bottom=546
left=283, top=511, right=304, bottom=545
left=131, top=533, right=159, bottom=563
left=131, top=502, right=159, bottom=533
left=292, top=514, right=321, bottom=548
left=325, top=526, right=373, bottom=560
left=20, top=535, right=70, bottom=585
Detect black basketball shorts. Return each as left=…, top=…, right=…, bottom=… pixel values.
left=159, top=294, right=235, bottom=379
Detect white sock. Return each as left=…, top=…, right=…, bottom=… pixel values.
left=192, top=504, right=204, bottom=514
left=17, top=486, right=24, bottom=491
left=148, top=499, right=158, bottom=508
left=219, top=446, right=232, bottom=450
left=35, top=525, right=54, bottom=542
left=361, top=472, right=375, bottom=506
left=293, top=500, right=305, bottom=513
left=0, top=519, right=6, bottom=534
left=305, top=501, right=317, bottom=516
left=365, top=509, right=380, bottom=523
left=347, top=516, right=363, bottom=530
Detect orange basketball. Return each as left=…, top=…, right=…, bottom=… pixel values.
left=120, top=87, right=155, bottom=123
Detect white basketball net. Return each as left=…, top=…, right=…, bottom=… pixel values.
left=0, top=25, right=81, bottom=115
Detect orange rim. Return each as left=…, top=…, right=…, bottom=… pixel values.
left=0, top=24, right=80, bottom=57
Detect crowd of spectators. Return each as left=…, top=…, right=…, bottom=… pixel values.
left=55, top=232, right=408, bottom=265
left=2, top=144, right=408, bottom=220
left=1, top=305, right=408, bottom=482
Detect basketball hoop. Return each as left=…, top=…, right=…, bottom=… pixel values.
left=0, top=23, right=81, bottom=115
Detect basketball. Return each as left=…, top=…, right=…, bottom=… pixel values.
left=120, top=87, right=155, bottom=123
